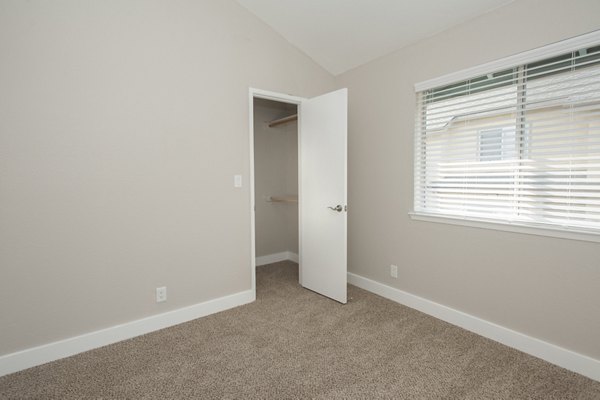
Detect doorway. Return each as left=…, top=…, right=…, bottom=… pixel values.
left=253, top=97, right=299, bottom=273
left=249, top=89, right=303, bottom=297
left=248, top=88, right=348, bottom=304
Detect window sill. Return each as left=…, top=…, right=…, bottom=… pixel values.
left=409, top=212, right=600, bottom=243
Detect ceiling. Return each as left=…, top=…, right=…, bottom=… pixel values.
left=236, top=0, right=514, bottom=75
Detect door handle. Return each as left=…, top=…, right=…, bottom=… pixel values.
left=328, top=205, right=343, bottom=212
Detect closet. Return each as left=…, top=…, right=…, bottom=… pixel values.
left=253, top=98, right=299, bottom=264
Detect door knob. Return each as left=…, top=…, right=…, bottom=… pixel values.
left=328, top=205, right=343, bottom=212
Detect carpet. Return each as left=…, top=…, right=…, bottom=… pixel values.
left=0, top=261, right=598, bottom=399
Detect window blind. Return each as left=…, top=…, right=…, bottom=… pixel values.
left=414, top=43, right=600, bottom=234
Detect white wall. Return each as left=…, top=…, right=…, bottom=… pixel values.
left=253, top=99, right=298, bottom=257
left=336, top=0, right=600, bottom=360
left=0, top=0, right=333, bottom=356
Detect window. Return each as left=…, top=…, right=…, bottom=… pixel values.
left=413, top=33, right=600, bottom=237
left=478, top=127, right=517, bottom=161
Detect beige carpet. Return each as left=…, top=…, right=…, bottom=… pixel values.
left=1, top=261, right=599, bottom=399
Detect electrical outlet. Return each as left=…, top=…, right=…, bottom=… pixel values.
left=156, top=286, right=167, bottom=303
left=390, top=264, right=398, bottom=278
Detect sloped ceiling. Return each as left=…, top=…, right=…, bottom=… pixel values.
left=236, top=0, right=514, bottom=75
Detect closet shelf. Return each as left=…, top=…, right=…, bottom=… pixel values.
left=267, top=195, right=298, bottom=203
left=268, top=114, right=298, bottom=128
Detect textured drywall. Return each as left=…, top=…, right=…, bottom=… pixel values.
left=0, top=0, right=333, bottom=355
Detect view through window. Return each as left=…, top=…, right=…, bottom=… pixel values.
left=414, top=44, right=600, bottom=233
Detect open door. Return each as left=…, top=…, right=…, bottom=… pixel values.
left=300, top=88, right=348, bottom=304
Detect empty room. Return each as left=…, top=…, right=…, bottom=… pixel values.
left=1, top=0, right=600, bottom=398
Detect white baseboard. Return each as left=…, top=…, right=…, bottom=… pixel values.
left=348, top=272, right=600, bottom=382
left=256, top=251, right=298, bottom=266
left=288, top=251, right=299, bottom=263
left=0, top=289, right=255, bottom=377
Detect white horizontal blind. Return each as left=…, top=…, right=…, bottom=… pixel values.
left=414, top=42, right=600, bottom=233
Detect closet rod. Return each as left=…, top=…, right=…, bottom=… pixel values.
left=268, top=114, right=298, bottom=128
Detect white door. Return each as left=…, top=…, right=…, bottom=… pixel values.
left=300, top=88, right=347, bottom=304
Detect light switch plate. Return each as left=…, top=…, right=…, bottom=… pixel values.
left=234, top=174, right=242, bottom=188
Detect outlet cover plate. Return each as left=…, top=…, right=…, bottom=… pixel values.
left=156, top=286, right=167, bottom=302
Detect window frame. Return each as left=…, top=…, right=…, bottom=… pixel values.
left=411, top=30, right=600, bottom=243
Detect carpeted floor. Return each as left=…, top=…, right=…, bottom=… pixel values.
left=1, top=261, right=599, bottom=399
